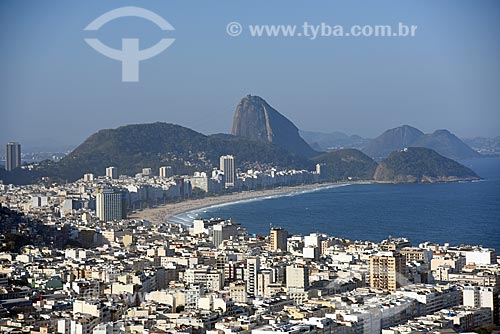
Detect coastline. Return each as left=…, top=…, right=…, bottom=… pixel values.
left=127, top=176, right=481, bottom=225
left=128, top=181, right=369, bottom=225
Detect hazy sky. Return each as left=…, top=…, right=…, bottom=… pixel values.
left=1, top=0, right=499, bottom=150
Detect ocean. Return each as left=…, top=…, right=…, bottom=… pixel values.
left=171, top=158, right=500, bottom=251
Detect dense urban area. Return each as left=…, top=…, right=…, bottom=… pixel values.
left=0, top=145, right=498, bottom=334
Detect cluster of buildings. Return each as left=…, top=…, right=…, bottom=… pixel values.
left=188, top=156, right=326, bottom=193
left=0, top=153, right=499, bottom=333
left=1, top=154, right=324, bottom=247
left=2, top=154, right=327, bottom=224
left=0, top=197, right=498, bottom=334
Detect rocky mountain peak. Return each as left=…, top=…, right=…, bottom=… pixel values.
left=232, top=95, right=317, bottom=157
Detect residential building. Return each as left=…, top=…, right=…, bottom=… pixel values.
left=270, top=227, right=288, bottom=252
left=105, top=166, right=118, bottom=179
left=463, top=285, right=499, bottom=324
left=159, top=166, right=173, bottom=178
left=370, top=251, right=407, bottom=291
left=246, top=257, right=260, bottom=297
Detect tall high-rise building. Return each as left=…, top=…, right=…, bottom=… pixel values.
left=219, top=155, right=235, bottom=188
left=315, top=163, right=327, bottom=181
left=159, top=166, right=173, bottom=179
left=105, top=166, right=118, bottom=179
left=96, top=188, right=126, bottom=222
left=5, top=142, right=21, bottom=171
left=246, top=257, right=260, bottom=297
left=270, top=227, right=288, bottom=252
left=370, top=251, right=407, bottom=291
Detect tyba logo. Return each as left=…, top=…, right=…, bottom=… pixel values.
left=84, top=7, right=175, bottom=82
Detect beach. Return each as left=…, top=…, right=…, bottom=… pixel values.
left=128, top=182, right=354, bottom=224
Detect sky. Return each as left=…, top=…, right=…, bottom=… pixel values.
left=1, top=0, right=500, bottom=151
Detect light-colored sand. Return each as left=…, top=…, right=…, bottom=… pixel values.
left=128, top=182, right=359, bottom=224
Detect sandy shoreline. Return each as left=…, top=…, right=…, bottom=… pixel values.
left=128, top=182, right=367, bottom=225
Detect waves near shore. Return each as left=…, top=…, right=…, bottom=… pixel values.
left=167, top=183, right=351, bottom=226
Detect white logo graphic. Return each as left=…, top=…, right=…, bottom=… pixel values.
left=84, top=6, right=175, bottom=82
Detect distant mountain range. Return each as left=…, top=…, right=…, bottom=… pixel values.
left=362, top=125, right=425, bottom=159
left=302, top=125, right=482, bottom=160
left=299, top=130, right=370, bottom=151
left=463, top=136, right=500, bottom=156
left=0, top=95, right=481, bottom=185
left=363, top=125, right=480, bottom=160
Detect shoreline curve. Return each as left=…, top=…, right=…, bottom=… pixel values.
left=128, top=181, right=371, bottom=225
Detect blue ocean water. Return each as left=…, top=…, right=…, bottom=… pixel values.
left=173, top=158, right=500, bottom=251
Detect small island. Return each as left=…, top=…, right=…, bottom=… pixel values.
left=374, top=147, right=480, bottom=183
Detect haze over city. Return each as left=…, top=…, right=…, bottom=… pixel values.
left=1, top=0, right=500, bottom=149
